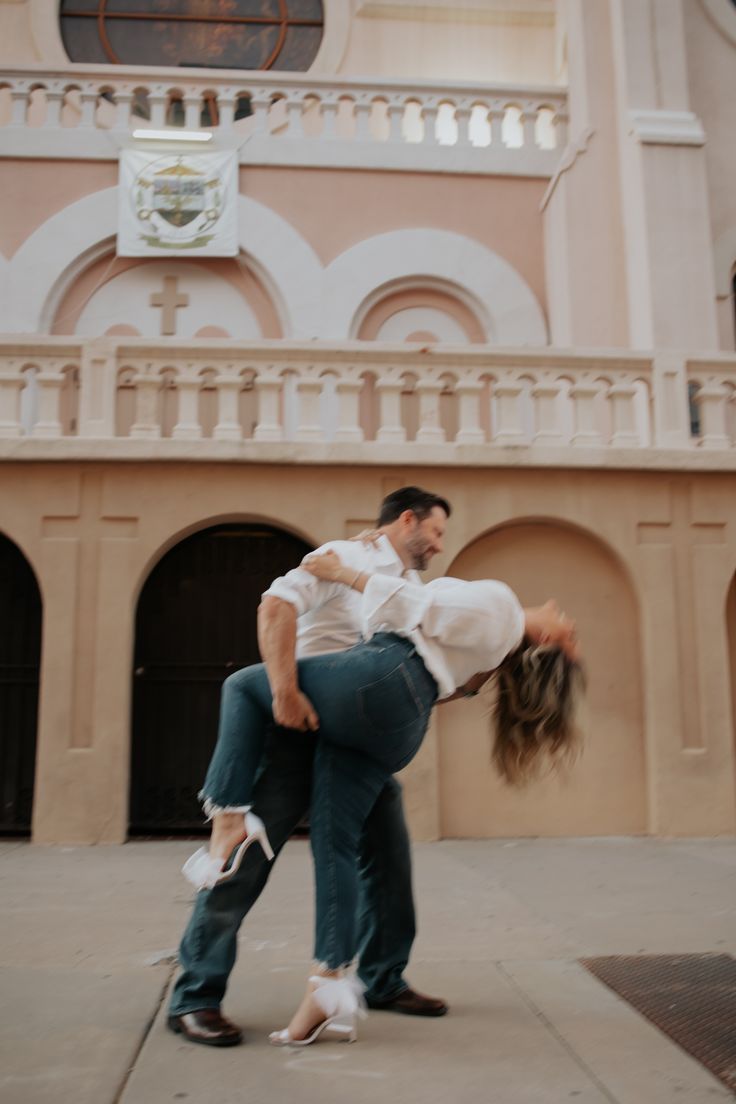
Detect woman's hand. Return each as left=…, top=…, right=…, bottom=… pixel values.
left=349, top=528, right=382, bottom=545
left=524, top=600, right=580, bottom=662
left=301, top=549, right=348, bottom=583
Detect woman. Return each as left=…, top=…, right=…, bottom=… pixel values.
left=183, top=550, right=582, bottom=1046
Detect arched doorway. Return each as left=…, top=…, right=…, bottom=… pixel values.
left=129, top=522, right=312, bottom=835
left=0, top=535, right=42, bottom=835
left=438, top=521, right=645, bottom=836
left=728, top=573, right=736, bottom=804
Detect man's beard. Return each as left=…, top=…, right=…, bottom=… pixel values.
left=406, top=535, right=431, bottom=571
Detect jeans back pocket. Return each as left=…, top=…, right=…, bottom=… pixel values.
left=357, top=662, right=425, bottom=734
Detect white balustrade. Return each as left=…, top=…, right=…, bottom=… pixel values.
left=1, top=340, right=735, bottom=463
left=1, top=65, right=568, bottom=175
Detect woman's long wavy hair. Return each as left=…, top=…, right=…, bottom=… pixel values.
left=491, top=642, right=585, bottom=786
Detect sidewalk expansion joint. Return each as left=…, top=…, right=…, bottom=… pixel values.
left=496, top=961, right=621, bottom=1104
left=111, top=962, right=177, bottom=1104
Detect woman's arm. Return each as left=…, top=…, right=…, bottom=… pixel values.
left=301, top=549, right=370, bottom=593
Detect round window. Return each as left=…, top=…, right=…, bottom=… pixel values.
left=59, top=0, right=324, bottom=71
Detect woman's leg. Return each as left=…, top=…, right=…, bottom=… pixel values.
left=281, top=742, right=390, bottom=1040
left=198, top=663, right=276, bottom=860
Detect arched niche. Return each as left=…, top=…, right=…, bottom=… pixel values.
left=437, top=519, right=645, bottom=837
left=128, top=521, right=312, bottom=834
left=727, top=573, right=736, bottom=797
left=0, top=533, right=42, bottom=835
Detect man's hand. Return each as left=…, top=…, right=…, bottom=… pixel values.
left=272, top=687, right=320, bottom=732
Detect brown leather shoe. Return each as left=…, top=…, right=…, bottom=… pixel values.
left=168, top=1008, right=243, bottom=1047
left=366, top=987, right=449, bottom=1017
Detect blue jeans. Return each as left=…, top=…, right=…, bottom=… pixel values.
left=169, top=635, right=437, bottom=1007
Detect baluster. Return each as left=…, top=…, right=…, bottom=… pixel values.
left=171, top=368, right=202, bottom=439
left=0, top=364, right=24, bottom=437
left=386, top=97, right=405, bottom=142
left=213, top=369, right=243, bottom=440
left=249, top=89, right=272, bottom=133
left=183, top=92, right=201, bottom=129
left=114, top=90, right=134, bottom=131
left=333, top=374, right=364, bottom=442
left=129, top=366, right=162, bottom=438
left=421, top=98, right=439, bottom=145
left=320, top=94, right=339, bottom=139
left=609, top=381, right=639, bottom=447
left=532, top=380, right=564, bottom=445
left=353, top=95, right=373, bottom=141
left=415, top=378, right=445, bottom=443
left=553, top=106, right=569, bottom=148
left=489, top=103, right=504, bottom=147
left=253, top=367, right=284, bottom=441
left=149, top=87, right=167, bottom=128
left=43, top=87, right=65, bottom=129
left=454, top=379, right=484, bottom=444
left=695, top=382, right=731, bottom=449
left=570, top=381, right=605, bottom=447
left=375, top=375, right=406, bottom=442
left=492, top=379, right=526, bottom=444
left=285, top=92, right=305, bottom=137
left=31, top=366, right=65, bottom=437
left=454, top=101, right=472, bottom=149
left=10, top=87, right=30, bottom=127
left=520, top=106, right=537, bottom=149
left=294, top=370, right=324, bottom=441
left=218, top=92, right=235, bottom=132
left=78, top=87, right=98, bottom=128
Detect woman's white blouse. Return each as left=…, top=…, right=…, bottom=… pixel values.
left=361, top=575, right=525, bottom=698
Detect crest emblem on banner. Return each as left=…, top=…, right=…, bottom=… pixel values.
left=118, top=150, right=238, bottom=257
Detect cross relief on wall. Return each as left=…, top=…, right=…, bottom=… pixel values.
left=149, top=275, right=189, bottom=336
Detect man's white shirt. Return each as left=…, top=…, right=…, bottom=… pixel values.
left=262, top=535, right=421, bottom=659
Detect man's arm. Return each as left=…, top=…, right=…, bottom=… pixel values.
left=257, top=594, right=319, bottom=732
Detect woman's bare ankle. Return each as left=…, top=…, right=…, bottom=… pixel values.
left=209, top=812, right=246, bottom=859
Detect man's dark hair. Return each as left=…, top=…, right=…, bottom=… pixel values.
left=377, top=486, right=452, bottom=526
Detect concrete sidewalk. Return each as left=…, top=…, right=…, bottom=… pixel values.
left=1, top=837, right=734, bottom=1104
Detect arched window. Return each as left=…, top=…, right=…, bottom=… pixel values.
left=60, top=1, right=324, bottom=71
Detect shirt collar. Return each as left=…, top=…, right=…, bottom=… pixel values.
left=372, top=535, right=422, bottom=583
left=372, top=534, right=407, bottom=572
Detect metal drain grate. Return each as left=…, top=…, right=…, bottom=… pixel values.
left=581, top=953, right=736, bottom=1094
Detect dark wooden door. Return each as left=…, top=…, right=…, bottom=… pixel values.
left=0, top=536, right=41, bottom=835
left=129, top=523, right=312, bottom=834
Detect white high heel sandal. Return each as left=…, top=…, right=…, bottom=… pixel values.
left=182, top=812, right=274, bottom=891
left=269, top=975, right=366, bottom=1047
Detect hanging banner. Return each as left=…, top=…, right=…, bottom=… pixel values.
left=118, top=149, right=238, bottom=257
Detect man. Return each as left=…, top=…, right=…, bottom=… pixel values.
left=168, top=486, right=451, bottom=1046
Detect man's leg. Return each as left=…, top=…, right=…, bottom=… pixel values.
left=168, top=728, right=316, bottom=1042
left=356, top=777, right=448, bottom=1016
